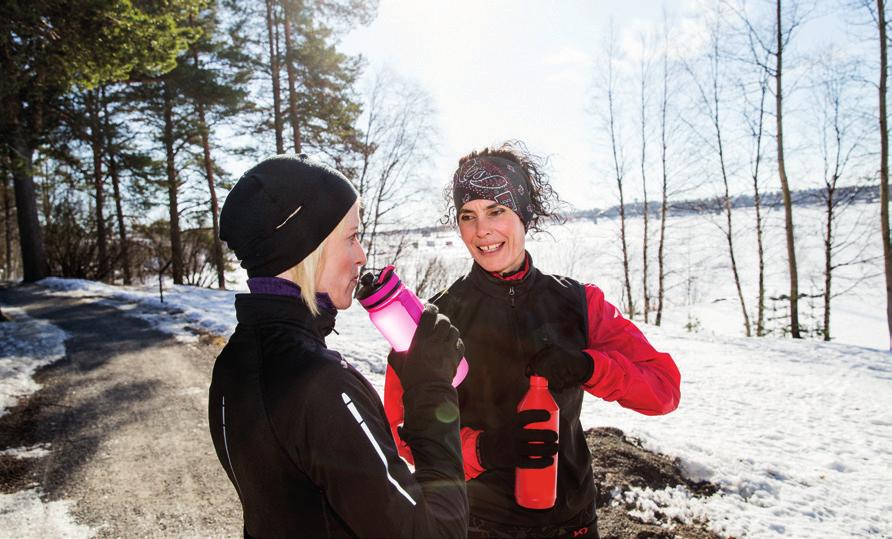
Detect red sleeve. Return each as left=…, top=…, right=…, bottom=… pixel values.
left=581, top=284, right=680, bottom=416
left=383, top=364, right=414, bottom=464
left=385, top=363, right=487, bottom=480
left=460, top=427, right=485, bottom=480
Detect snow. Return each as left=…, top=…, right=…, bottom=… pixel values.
left=0, top=444, right=51, bottom=459
left=38, top=277, right=236, bottom=343
left=581, top=325, right=892, bottom=538
left=0, top=307, right=67, bottom=416
left=615, top=485, right=711, bottom=529
left=0, top=489, right=92, bottom=539
left=0, top=309, right=91, bottom=538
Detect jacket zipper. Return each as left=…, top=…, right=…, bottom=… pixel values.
left=509, top=286, right=515, bottom=307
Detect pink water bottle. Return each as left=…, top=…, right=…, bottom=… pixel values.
left=515, top=375, right=559, bottom=509
left=356, top=266, right=469, bottom=387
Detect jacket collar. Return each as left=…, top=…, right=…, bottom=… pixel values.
left=468, top=251, right=539, bottom=300
left=234, top=293, right=337, bottom=344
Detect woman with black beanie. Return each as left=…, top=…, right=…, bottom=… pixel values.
left=208, top=154, right=469, bottom=538
left=383, top=142, right=681, bottom=538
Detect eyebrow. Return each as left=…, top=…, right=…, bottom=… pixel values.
left=459, top=203, right=501, bottom=214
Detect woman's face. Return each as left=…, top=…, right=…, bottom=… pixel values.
left=317, top=202, right=366, bottom=309
left=458, top=199, right=526, bottom=274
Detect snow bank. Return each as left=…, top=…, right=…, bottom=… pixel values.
left=38, top=277, right=237, bottom=342
left=0, top=307, right=67, bottom=416
left=37, top=276, right=388, bottom=390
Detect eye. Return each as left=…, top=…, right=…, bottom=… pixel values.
left=459, top=214, right=475, bottom=222
left=489, top=207, right=505, bottom=217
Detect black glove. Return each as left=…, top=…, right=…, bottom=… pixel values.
left=477, top=410, right=559, bottom=470
left=528, top=346, right=593, bottom=391
left=389, top=304, right=464, bottom=391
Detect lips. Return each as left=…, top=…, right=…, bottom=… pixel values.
left=477, top=242, right=504, bottom=254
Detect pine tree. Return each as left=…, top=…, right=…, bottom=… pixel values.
left=180, top=3, right=253, bottom=288
left=0, top=0, right=200, bottom=282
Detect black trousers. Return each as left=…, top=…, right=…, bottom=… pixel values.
left=467, top=513, right=599, bottom=539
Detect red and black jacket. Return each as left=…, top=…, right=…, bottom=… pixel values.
left=384, top=254, right=680, bottom=532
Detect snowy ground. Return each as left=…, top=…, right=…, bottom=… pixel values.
left=0, top=307, right=92, bottom=538
left=0, top=307, right=67, bottom=415
left=23, top=276, right=892, bottom=538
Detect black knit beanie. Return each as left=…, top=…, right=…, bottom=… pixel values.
left=219, top=154, right=358, bottom=277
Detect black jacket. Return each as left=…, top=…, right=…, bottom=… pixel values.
left=208, top=293, right=468, bottom=538
left=432, top=258, right=596, bottom=533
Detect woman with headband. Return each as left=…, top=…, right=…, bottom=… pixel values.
left=383, top=142, right=681, bottom=538
left=209, top=154, right=468, bottom=538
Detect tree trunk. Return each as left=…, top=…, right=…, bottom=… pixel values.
left=705, top=19, right=750, bottom=337
left=754, top=174, right=766, bottom=336
left=266, top=0, right=285, bottom=154
left=101, top=87, right=131, bottom=285
left=2, top=163, right=14, bottom=279
left=190, top=47, right=226, bottom=289
left=776, top=0, right=801, bottom=338
left=609, top=110, right=633, bottom=316
left=752, top=78, right=768, bottom=337
left=823, top=187, right=833, bottom=341
left=720, top=165, right=752, bottom=337
left=8, top=138, right=48, bottom=282
left=282, top=2, right=302, bottom=153
left=87, top=90, right=109, bottom=281
left=162, top=79, right=184, bottom=285
left=640, top=60, right=650, bottom=324
left=656, top=15, right=670, bottom=327
left=879, top=0, right=892, bottom=351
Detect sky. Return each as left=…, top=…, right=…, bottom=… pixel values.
left=338, top=0, right=864, bottom=213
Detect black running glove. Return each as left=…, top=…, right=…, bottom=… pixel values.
left=389, top=304, right=464, bottom=391
left=477, top=410, right=559, bottom=470
left=528, top=346, right=594, bottom=392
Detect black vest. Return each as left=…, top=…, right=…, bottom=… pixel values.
left=433, top=257, right=596, bottom=529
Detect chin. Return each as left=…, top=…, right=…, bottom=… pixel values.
left=332, top=295, right=352, bottom=310
left=474, top=256, right=507, bottom=274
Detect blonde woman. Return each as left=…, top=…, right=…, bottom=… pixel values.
left=209, top=154, right=468, bottom=538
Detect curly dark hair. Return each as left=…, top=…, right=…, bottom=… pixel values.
left=442, top=140, right=565, bottom=233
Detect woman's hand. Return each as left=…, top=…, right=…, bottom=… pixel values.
left=390, top=305, right=464, bottom=390
left=528, top=346, right=594, bottom=391
left=477, top=410, right=559, bottom=470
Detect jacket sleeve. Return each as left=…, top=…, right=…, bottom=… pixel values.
left=580, top=284, right=681, bottom=415
left=385, top=364, right=485, bottom=480
left=299, top=368, right=468, bottom=538
left=384, top=364, right=414, bottom=464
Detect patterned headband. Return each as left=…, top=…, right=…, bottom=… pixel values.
left=452, top=156, right=533, bottom=227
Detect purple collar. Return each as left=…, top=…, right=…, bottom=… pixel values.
left=246, top=277, right=336, bottom=311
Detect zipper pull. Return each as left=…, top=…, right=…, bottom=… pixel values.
left=509, top=286, right=515, bottom=307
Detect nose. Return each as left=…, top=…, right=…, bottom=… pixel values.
left=475, top=216, right=492, bottom=238
left=357, top=242, right=368, bottom=266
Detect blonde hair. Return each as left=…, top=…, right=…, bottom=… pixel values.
left=277, top=208, right=351, bottom=316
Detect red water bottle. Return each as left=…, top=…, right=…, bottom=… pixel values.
left=515, top=375, right=559, bottom=509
